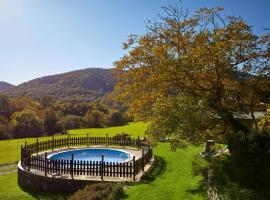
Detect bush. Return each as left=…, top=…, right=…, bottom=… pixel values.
left=227, top=130, right=270, bottom=195
left=192, top=154, right=208, bottom=177
left=69, top=183, right=124, bottom=200
left=58, top=115, right=85, bottom=131
left=109, top=112, right=126, bottom=126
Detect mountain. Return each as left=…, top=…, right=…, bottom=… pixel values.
left=0, top=81, right=14, bottom=92
left=4, top=68, right=115, bottom=102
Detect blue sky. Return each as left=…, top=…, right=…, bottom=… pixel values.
left=0, top=0, right=269, bottom=85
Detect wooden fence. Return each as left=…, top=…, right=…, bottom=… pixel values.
left=21, top=136, right=152, bottom=181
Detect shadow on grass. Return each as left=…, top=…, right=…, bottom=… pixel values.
left=140, top=156, right=167, bottom=184
left=122, top=156, right=167, bottom=199
left=20, top=186, right=73, bottom=200
left=185, top=179, right=208, bottom=199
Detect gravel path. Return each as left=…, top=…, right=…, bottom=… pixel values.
left=0, top=164, right=17, bottom=175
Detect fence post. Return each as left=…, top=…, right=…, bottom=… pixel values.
left=133, top=156, right=136, bottom=181
left=101, top=155, right=104, bottom=180
left=36, top=138, right=39, bottom=155
left=52, top=136, right=54, bottom=151
left=106, top=134, right=108, bottom=147
left=141, top=148, right=145, bottom=172
left=27, top=154, right=31, bottom=171
left=137, top=136, right=140, bottom=150
left=25, top=141, right=27, bottom=148
left=71, top=154, right=74, bottom=179
left=68, top=134, right=70, bottom=148
left=45, top=153, right=48, bottom=177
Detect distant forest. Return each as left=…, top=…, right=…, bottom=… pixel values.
left=0, top=68, right=130, bottom=139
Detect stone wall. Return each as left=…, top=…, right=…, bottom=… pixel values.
left=18, top=166, right=102, bottom=192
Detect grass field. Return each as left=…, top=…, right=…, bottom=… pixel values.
left=0, top=122, right=147, bottom=165
left=0, top=122, right=207, bottom=200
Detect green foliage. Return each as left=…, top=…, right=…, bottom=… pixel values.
left=69, top=183, right=124, bottom=200
left=10, top=110, right=43, bottom=138
left=0, top=94, right=12, bottom=118
left=84, top=110, right=106, bottom=128
left=59, top=115, right=85, bottom=131
left=43, top=108, right=58, bottom=135
left=192, top=155, right=208, bottom=177
left=226, top=130, right=270, bottom=194
left=147, top=95, right=219, bottom=148
left=0, top=116, right=11, bottom=140
left=109, top=111, right=126, bottom=126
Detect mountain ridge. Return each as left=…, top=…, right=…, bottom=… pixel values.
left=4, top=68, right=115, bottom=102
left=0, top=81, right=15, bottom=92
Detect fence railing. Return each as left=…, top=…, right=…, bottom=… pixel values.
left=21, top=135, right=153, bottom=181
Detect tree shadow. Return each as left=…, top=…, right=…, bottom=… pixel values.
left=185, top=179, right=208, bottom=199
left=140, top=156, right=167, bottom=184
left=122, top=156, right=167, bottom=199
left=20, top=186, right=73, bottom=200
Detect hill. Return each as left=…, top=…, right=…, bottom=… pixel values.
left=4, top=68, right=115, bottom=102
left=0, top=81, right=14, bottom=92
left=0, top=81, right=15, bottom=92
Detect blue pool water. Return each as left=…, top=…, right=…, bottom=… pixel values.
left=49, top=148, right=131, bottom=163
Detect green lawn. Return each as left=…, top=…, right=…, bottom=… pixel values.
left=124, top=143, right=206, bottom=200
left=0, top=122, right=207, bottom=200
left=0, top=122, right=147, bottom=165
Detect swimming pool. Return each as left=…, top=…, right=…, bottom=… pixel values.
left=49, top=148, right=132, bottom=163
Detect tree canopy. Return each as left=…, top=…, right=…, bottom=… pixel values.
left=115, top=5, right=270, bottom=145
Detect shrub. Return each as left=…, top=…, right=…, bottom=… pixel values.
left=69, top=183, right=124, bottom=200
left=109, top=112, right=126, bottom=126
left=192, top=154, right=208, bottom=177
left=227, top=130, right=270, bottom=195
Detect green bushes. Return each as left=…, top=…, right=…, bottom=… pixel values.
left=69, top=183, right=124, bottom=200
left=227, top=130, right=270, bottom=194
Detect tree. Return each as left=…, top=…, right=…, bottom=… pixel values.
left=0, top=116, right=11, bottom=140
left=84, top=110, right=106, bottom=128
left=58, top=115, right=84, bottom=131
left=109, top=111, right=126, bottom=126
left=0, top=94, right=12, bottom=118
left=115, top=5, right=270, bottom=145
left=11, top=110, right=43, bottom=138
left=43, top=108, right=58, bottom=135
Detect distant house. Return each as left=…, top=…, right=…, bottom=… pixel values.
left=234, top=111, right=265, bottom=128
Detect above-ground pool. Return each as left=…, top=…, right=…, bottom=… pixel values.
left=49, top=148, right=132, bottom=163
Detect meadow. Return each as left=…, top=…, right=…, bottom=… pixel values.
left=0, top=122, right=206, bottom=200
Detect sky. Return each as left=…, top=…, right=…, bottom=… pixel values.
left=0, top=0, right=269, bottom=85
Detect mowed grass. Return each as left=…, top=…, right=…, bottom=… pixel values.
left=0, top=122, right=147, bottom=164
left=125, top=143, right=206, bottom=200
left=0, top=122, right=207, bottom=200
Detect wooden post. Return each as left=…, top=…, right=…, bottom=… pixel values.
left=137, top=136, right=140, bottom=150
left=106, top=134, right=108, bottom=147
left=68, top=134, right=70, bottom=149
left=101, top=155, right=104, bottom=180
left=36, top=138, right=39, bottom=155
left=27, top=155, right=31, bottom=171
left=45, top=153, right=48, bottom=177
left=25, top=141, right=27, bottom=148
left=71, top=154, right=74, bottom=179
left=52, top=136, right=54, bottom=151
left=133, top=156, right=136, bottom=181
left=142, top=148, right=145, bottom=172
left=87, top=134, right=89, bottom=147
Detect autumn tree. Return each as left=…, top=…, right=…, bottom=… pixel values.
left=10, top=110, right=43, bottom=138
left=115, top=5, right=270, bottom=145
left=43, top=108, right=58, bottom=135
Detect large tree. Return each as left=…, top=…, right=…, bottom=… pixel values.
left=115, top=5, right=270, bottom=144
